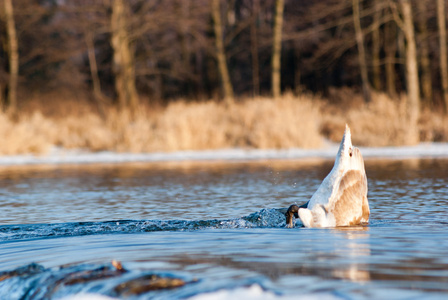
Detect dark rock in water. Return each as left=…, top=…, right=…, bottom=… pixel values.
left=0, top=262, right=46, bottom=282
left=27, top=261, right=128, bottom=299
left=61, top=265, right=127, bottom=286
left=0, top=261, right=190, bottom=299
left=114, top=274, right=186, bottom=296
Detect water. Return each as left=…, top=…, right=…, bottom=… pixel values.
left=0, top=159, right=448, bottom=299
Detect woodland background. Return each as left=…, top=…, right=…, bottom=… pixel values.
left=0, top=0, right=448, bottom=155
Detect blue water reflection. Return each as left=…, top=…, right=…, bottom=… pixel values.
left=0, top=159, right=447, bottom=299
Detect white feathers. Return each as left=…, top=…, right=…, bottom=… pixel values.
left=298, top=125, right=370, bottom=228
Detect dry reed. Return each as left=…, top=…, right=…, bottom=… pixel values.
left=1, top=91, right=447, bottom=155
left=320, top=92, right=410, bottom=146
left=320, top=90, right=448, bottom=146
left=0, top=94, right=322, bottom=155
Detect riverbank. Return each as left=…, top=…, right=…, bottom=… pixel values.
left=1, top=142, right=447, bottom=166
left=1, top=91, right=447, bottom=156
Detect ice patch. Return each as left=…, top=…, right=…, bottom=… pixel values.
left=1, top=143, right=448, bottom=166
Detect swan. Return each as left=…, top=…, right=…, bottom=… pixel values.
left=285, top=124, right=370, bottom=228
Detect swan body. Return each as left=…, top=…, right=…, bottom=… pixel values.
left=286, top=125, right=370, bottom=228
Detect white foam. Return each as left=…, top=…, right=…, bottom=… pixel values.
left=1, top=143, right=448, bottom=166
left=188, top=285, right=284, bottom=300
left=56, top=287, right=341, bottom=300
left=188, top=284, right=341, bottom=300
left=58, top=294, right=119, bottom=300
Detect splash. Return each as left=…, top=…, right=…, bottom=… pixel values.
left=0, top=209, right=287, bottom=242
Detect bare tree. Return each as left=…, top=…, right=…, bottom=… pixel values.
left=111, top=0, right=139, bottom=112
left=371, top=1, right=382, bottom=91
left=6, top=0, right=448, bottom=118
left=271, top=0, right=284, bottom=99
left=250, top=0, right=260, bottom=97
left=211, top=0, right=234, bottom=102
left=398, top=0, right=420, bottom=144
left=384, top=20, right=397, bottom=98
left=85, top=31, right=103, bottom=102
left=3, top=0, right=18, bottom=113
left=416, top=0, right=432, bottom=106
left=437, top=0, right=448, bottom=111
left=352, top=0, right=371, bottom=103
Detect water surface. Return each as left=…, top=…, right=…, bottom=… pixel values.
left=0, top=159, right=447, bottom=299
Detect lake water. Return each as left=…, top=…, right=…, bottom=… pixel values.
left=0, top=158, right=447, bottom=299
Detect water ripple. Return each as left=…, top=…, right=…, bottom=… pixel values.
left=0, top=209, right=287, bottom=242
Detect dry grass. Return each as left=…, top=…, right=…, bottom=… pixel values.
left=320, top=89, right=448, bottom=146
left=1, top=91, right=447, bottom=155
left=0, top=94, right=322, bottom=155
left=0, top=112, right=56, bottom=155
left=419, top=108, right=448, bottom=142
left=154, top=94, right=322, bottom=151
left=321, top=91, right=411, bottom=146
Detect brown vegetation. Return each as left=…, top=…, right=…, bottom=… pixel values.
left=1, top=1, right=448, bottom=155
left=321, top=90, right=448, bottom=147
left=1, top=94, right=322, bottom=155
left=1, top=1, right=448, bottom=108
left=1, top=91, right=447, bottom=156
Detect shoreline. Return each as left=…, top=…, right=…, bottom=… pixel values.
left=0, top=143, right=447, bottom=167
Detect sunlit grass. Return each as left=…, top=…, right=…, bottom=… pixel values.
left=321, top=90, right=448, bottom=146
left=1, top=91, right=447, bottom=155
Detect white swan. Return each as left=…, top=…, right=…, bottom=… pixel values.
left=286, top=124, right=370, bottom=228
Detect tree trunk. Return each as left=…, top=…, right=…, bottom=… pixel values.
left=85, top=31, right=102, bottom=102
left=384, top=21, right=397, bottom=98
left=111, top=0, right=139, bottom=112
left=250, top=0, right=260, bottom=97
left=437, top=0, right=448, bottom=111
left=4, top=0, right=18, bottom=114
left=271, top=0, right=284, bottom=99
left=294, top=42, right=302, bottom=94
left=352, top=0, right=371, bottom=103
left=416, top=0, right=433, bottom=106
left=400, top=0, right=420, bottom=144
left=178, top=0, right=192, bottom=97
left=372, top=2, right=381, bottom=91
left=211, top=0, right=234, bottom=102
